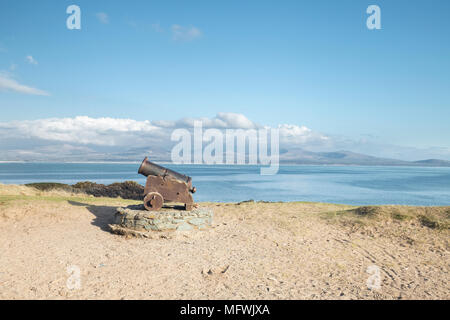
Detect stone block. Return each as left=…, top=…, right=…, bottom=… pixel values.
left=111, top=205, right=213, bottom=236
left=188, top=217, right=206, bottom=226
left=176, top=222, right=193, bottom=231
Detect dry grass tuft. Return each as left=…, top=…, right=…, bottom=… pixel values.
left=328, top=205, right=450, bottom=230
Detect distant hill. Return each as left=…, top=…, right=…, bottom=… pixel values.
left=280, top=149, right=450, bottom=167
left=2, top=146, right=450, bottom=167
left=413, top=159, right=450, bottom=167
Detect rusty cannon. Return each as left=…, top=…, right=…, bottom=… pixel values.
left=138, top=157, right=196, bottom=211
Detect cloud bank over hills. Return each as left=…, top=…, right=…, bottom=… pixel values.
left=0, top=113, right=449, bottom=165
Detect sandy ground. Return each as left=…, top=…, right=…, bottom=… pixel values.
left=0, top=185, right=448, bottom=300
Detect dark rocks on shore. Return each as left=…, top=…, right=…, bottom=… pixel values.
left=26, top=181, right=145, bottom=200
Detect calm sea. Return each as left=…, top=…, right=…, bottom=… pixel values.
left=0, top=162, right=449, bottom=206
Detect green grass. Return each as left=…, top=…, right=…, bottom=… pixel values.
left=1, top=191, right=448, bottom=232
left=418, top=214, right=450, bottom=230
left=320, top=205, right=450, bottom=231
left=391, top=210, right=414, bottom=221
left=25, top=182, right=76, bottom=192
left=0, top=194, right=141, bottom=206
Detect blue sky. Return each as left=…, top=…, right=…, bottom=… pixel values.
left=0, top=0, right=449, bottom=160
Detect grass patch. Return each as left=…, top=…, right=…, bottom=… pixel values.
left=0, top=194, right=141, bottom=206
left=25, top=182, right=77, bottom=193
left=321, top=205, right=450, bottom=231
left=419, top=214, right=449, bottom=230
left=321, top=209, right=369, bottom=227
left=391, top=210, right=414, bottom=221
left=25, top=181, right=144, bottom=200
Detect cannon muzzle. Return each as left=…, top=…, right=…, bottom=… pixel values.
left=138, top=157, right=193, bottom=187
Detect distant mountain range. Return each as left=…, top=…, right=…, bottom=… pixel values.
left=412, top=159, right=450, bottom=166
left=2, top=147, right=450, bottom=167
left=279, top=149, right=450, bottom=166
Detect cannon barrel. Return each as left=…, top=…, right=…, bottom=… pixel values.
left=138, top=157, right=192, bottom=185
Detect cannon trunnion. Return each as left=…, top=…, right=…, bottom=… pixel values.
left=138, top=157, right=195, bottom=211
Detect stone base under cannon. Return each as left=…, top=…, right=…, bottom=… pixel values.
left=109, top=204, right=213, bottom=238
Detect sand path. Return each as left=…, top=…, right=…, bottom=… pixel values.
left=0, top=197, right=448, bottom=299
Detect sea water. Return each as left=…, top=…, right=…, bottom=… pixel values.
left=0, top=162, right=449, bottom=206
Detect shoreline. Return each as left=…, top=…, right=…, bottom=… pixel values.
left=0, top=181, right=449, bottom=207
left=1, top=182, right=449, bottom=207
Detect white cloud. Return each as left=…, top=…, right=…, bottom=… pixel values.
left=0, top=113, right=448, bottom=162
left=25, top=55, right=38, bottom=65
left=171, top=25, right=202, bottom=41
left=0, top=114, right=263, bottom=147
left=96, top=12, right=109, bottom=24
left=170, top=112, right=258, bottom=129
left=0, top=116, right=162, bottom=146
left=0, top=73, right=49, bottom=96
left=278, top=124, right=329, bottom=146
